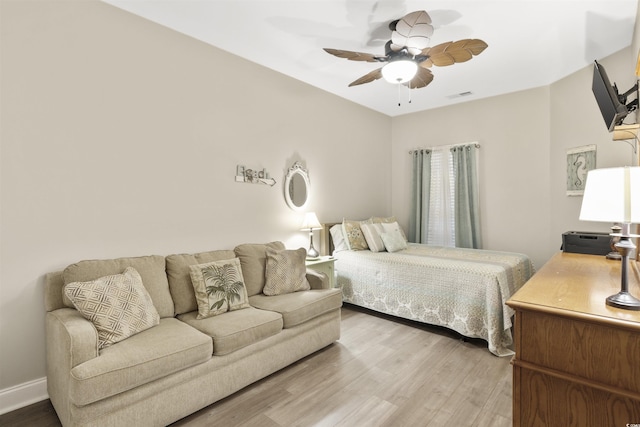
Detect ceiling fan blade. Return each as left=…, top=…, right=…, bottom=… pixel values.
left=391, top=11, right=434, bottom=55
left=348, top=68, right=384, bottom=87
left=420, top=39, right=488, bottom=67
left=405, top=67, right=433, bottom=89
left=323, top=48, right=382, bottom=63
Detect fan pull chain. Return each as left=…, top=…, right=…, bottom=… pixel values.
left=397, top=85, right=413, bottom=106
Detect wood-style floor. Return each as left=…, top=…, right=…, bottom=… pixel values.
left=0, top=305, right=513, bottom=427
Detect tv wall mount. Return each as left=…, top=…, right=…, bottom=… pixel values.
left=616, top=80, right=639, bottom=114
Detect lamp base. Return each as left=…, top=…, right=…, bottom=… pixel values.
left=307, top=231, right=319, bottom=259
left=307, top=246, right=319, bottom=259
left=606, top=251, right=622, bottom=260
left=606, top=291, right=640, bottom=311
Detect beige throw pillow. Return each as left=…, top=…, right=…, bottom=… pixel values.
left=189, top=258, right=250, bottom=319
left=360, top=223, right=386, bottom=252
left=264, top=247, right=310, bottom=296
left=234, top=241, right=286, bottom=296
left=64, top=267, right=160, bottom=350
left=342, top=219, right=372, bottom=251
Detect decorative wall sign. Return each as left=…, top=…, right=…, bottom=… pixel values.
left=235, top=165, right=276, bottom=186
left=566, top=144, right=596, bottom=196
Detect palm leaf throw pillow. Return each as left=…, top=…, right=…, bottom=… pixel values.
left=189, top=258, right=250, bottom=319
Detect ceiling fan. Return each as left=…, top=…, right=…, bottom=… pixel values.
left=324, top=10, right=487, bottom=90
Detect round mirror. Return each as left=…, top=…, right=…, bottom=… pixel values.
left=284, top=162, right=310, bottom=211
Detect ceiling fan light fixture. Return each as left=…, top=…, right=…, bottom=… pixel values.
left=381, top=60, right=417, bottom=84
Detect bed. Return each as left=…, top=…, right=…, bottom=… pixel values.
left=321, top=221, right=534, bottom=356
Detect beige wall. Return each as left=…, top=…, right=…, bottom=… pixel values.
left=390, top=87, right=552, bottom=269
left=389, top=45, right=636, bottom=270
left=549, top=48, right=637, bottom=258
left=1, top=0, right=639, bottom=410
left=0, top=0, right=390, bottom=396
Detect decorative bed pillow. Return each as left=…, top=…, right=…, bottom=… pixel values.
left=342, top=219, right=372, bottom=251
left=373, top=217, right=408, bottom=242
left=64, top=267, right=160, bottom=350
left=189, top=258, right=250, bottom=319
left=380, top=230, right=408, bottom=252
left=264, top=247, right=310, bottom=296
left=360, top=223, right=386, bottom=252
left=381, top=221, right=408, bottom=242
left=329, top=224, right=349, bottom=253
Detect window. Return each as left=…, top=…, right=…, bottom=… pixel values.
left=427, top=148, right=456, bottom=246
left=410, top=143, right=481, bottom=249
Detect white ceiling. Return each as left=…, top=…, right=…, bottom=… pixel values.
left=103, top=0, right=638, bottom=117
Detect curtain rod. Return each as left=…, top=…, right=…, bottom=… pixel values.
left=409, top=142, right=480, bottom=154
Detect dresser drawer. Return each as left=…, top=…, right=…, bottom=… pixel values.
left=514, top=365, right=640, bottom=426
left=517, top=309, right=640, bottom=395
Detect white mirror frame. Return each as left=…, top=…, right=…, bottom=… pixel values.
left=284, top=162, right=310, bottom=211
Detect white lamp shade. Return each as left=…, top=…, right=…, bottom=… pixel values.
left=301, top=212, right=322, bottom=230
left=381, top=60, right=418, bottom=84
left=579, top=167, right=640, bottom=223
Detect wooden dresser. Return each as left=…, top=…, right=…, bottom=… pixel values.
left=507, top=252, right=640, bottom=426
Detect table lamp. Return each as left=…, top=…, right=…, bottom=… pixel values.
left=301, top=212, right=322, bottom=259
left=579, top=166, right=640, bottom=310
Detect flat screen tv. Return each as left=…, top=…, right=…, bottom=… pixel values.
left=592, top=60, right=633, bottom=132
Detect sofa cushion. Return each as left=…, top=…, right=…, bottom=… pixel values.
left=69, top=318, right=212, bottom=406
left=63, top=255, right=174, bottom=318
left=65, top=267, right=160, bottom=349
left=264, top=247, right=310, bottom=296
left=249, top=289, right=343, bottom=328
left=189, top=258, right=251, bottom=319
left=234, top=241, right=285, bottom=296
left=166, top=250, right=236, bottom=315
left=178, top=307, right=283, bottom=356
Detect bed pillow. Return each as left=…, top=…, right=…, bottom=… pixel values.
left=64, top=267, right=160, bottom=349
left=342, top=219, right=372, bottom=251
left=360, top=223, right=386, bottom=252
left=189, top=258, right=250, bottom=319
left=380, top=230, right=408, bottom=252
left=264, top=247, right=310, bottom=295
left=329, top=224, right=349, bottom=253
left=373, top=217, right=408, bottom=242
left=381, top=221, right=408, bottom=243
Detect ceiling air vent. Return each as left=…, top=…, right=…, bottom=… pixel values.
left=447, top=91, right=474, bottom=99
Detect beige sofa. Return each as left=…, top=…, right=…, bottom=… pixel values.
left=44, top=242, right=342, bottom=427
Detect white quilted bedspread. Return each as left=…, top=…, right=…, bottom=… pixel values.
left=335, top=244, right=534, bottom=356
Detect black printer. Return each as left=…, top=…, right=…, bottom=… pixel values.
left=562, top=231, right=611, bottom=256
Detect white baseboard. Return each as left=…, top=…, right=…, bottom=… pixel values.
left=0, top=377, right=48, bottom=415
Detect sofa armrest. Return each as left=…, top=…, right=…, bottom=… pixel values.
left=306, top=269, right=329, bottom=290
left=47, top=308, right=99, bottom=369
left=46, top=308, right=98, bottom=425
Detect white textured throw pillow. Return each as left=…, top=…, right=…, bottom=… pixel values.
left=329, top=224, right=349, bottom=253
left=380, top=230, right=408, bottom=252
left=381, top=222, right=408, bottom=242
left=360, top=223, right=386, bottom=252
left=189, top=258, right=250, bottom=319
left=264, top=247, right=310, bottom=295
left=64, top=267, right=160, bottom=349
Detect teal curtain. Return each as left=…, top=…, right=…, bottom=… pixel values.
left=451, top=145, right=482, bottom=249
left=409, top=150, right=431, bottom=243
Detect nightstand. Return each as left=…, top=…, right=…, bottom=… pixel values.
left=305, top=256, right=336, bottom=288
